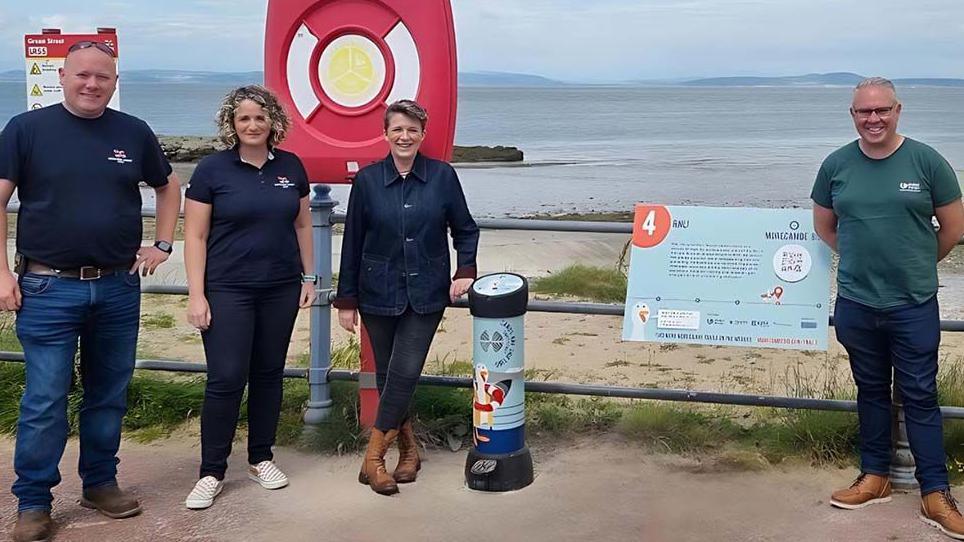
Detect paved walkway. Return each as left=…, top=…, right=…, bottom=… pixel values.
left=0, top=437, right=953, bottom=541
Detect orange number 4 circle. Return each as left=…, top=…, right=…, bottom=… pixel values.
left=632, top=204, right=672, bottom=248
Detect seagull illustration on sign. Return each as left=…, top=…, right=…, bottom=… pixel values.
left=473, top=364, right=512, bottom=445
left=629, top=301, right=650, bottom=340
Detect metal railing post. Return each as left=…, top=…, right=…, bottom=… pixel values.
left=304, top=185, right=336, bottom=425
left=890, top=385, right=919, bottom=490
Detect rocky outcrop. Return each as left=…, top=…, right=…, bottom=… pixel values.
left=158, top=136, right=523, bottom=163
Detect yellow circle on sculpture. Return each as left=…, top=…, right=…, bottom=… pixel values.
left=328, top=45, right=375, bottom=96
left=319, top=35, right=385, bottom=108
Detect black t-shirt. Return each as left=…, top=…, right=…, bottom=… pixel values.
left=185, top=147, right=310, bottom=288
left=0, top=104, right=172, bottom=268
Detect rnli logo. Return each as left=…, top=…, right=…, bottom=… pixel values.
left=107, top=149, right=133, bottom=164
left=899, top=181, right=921, bottom=193
left=274, top=176, right=295, bottom=189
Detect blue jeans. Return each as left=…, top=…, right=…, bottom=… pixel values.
left=834, top=295, right=948, bottom=494
left=12, top=271, right=141, bottom=512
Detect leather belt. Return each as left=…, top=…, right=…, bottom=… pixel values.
left=25, top=261, right=131, bottom=281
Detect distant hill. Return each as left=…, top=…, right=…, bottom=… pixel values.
left=122, top=70, right=263, bottom=84
left=1, top=68, right=564, bottom=87
left=458, top=71, right=564, bottom=87
left=682, top=72, right=865, bottom=87
left=679, top=72, right=964, bottom=87
left=3, top=68, right=963, bottom=88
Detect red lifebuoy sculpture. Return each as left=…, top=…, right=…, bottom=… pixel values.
left=264, top=0, right=458, bottom=183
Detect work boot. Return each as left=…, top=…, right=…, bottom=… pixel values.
left=920, top=489, right=964, bottom=540
left=830, top=473, right=892, bottom=509
left=358, top=428, right=399, bottom=495
left=79, top=483, right=142, bottom=518
left=11, top=510, right=53, bottom=542
left=394, top=419, right=422, bottom=483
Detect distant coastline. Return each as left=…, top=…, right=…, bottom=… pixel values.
left=4, top=70, right=964, bottom=87
left=158, top=136, right=523, bottom=163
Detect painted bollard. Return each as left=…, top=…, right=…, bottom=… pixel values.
left=465, top=273, right=534, bottom=491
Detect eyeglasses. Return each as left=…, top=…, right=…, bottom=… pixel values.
left=852, top=105, right=896, bottom=119
left=67, top=40, right=116, bottom=57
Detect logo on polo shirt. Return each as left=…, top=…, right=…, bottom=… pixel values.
left=899, top=181, right=921, bottom=193
left=274, top=176, right=294, bottom=189
left=107, top=149, right=133, bottom=164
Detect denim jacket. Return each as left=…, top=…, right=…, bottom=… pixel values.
left=333, top=153, right=480, bottom=315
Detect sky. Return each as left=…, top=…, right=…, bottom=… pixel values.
left=1, top=0, right=963, bottom=82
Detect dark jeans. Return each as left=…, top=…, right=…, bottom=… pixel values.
left=834, top=295, right=948, bottom=494
left=199, top=283, right=300, bottom=480
left=13, top=272, right=141, bottom=512
left=361, top=307, right=444, bottom=432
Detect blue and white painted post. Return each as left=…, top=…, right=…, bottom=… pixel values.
left=465, top=273, right=534, bottom=491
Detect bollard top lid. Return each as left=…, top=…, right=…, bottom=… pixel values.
left=469, top=273, right=528, bottom=318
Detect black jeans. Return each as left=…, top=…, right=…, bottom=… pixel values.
left=199, top=283, right=300, bottom=480
left=361, top=307, right=444, bottom=432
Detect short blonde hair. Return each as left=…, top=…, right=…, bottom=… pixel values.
left=216, top=85, right=290, bottom=148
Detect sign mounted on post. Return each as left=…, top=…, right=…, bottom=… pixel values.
left=24, top=28, right=120, bottom=111
left=622, top=205, right=832, bottom=351
left=264, top=0, right=458, bottom=183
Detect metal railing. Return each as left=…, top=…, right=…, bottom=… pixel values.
left=3, top=187, right=963, bottom=490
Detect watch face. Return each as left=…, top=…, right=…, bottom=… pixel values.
left=155, top=241, right=173, bottom=253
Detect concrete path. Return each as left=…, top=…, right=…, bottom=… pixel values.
left=0, top=437, right=952, bottom=542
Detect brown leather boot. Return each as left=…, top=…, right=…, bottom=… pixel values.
left=394, top=419, right=421, bottom=483
left=921, top=489, right=964, bottom=540
left=79, top=483, right=142, bottom=519
left=358, top=428, right=399, bottom=495
left=12, top=510, right=53, bottom=542
left=830, top=473, right=891, bottom=509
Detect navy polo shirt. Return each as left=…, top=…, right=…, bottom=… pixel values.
left=185, top=147, right=310, bottom=288
left=0, top=104, right=172, bottom=268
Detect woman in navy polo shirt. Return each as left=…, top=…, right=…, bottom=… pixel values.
left=334, top=100, right=479, bottom=496
left=181, top=85, right=316, bottom=509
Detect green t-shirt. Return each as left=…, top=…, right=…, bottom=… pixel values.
left=811, top=138, right=961, bottom=309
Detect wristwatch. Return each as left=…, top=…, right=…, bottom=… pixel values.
left=154, top=240, right=173, bottom=254
left=301, top=273, right=318, bottom=284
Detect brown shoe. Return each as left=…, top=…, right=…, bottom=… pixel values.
left=79, top=483, right=142, bottom=519
left=358, top=428, right=399, bottom=495
left=393, top=419, right=421, bottom=484
left=921, top=489, right=964, bottom=540
left=830, top=473, right=892, bottom=509
left=11, top=510, right=53, bottom=542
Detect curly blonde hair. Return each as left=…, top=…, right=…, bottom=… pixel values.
left=216, top=85, right=290, bottom=148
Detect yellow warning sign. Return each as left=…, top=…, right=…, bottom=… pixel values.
left=30, top=84, right=43, bottom=97
left=30, top=63, right=41, bottom=76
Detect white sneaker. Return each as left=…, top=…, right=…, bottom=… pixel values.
left=185, top=476, right=223, bottom=509
left=248, top=460, right=289, bottom=490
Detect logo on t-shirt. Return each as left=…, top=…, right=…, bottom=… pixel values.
left=899, top=181, right=921, bottom=193
left=107, top=149, right=133, bottom=164
left=274, top=176, right=294, bottom=189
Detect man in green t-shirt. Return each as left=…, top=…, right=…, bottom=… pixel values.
left=812, top=77, right=964, bottom=538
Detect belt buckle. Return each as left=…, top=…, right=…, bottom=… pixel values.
left=79, top=266, right=101, bottom=281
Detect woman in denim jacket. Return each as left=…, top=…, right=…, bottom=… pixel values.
left=333, top=100, right=479, bottom=496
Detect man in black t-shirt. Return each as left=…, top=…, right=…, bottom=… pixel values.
left=0, top=42, right=181, bottom=541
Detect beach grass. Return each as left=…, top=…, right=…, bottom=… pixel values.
left=5, top=301, right=964, bottom=479
left=531, top=264, right=628, bottom=303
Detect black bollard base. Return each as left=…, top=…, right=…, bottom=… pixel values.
left=464, top=446, right=534, bottom=492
